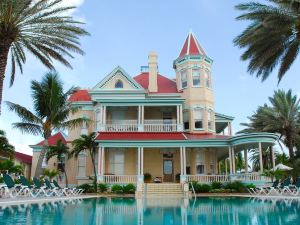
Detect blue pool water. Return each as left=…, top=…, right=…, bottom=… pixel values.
left=0, top=197, right=300, bottom=225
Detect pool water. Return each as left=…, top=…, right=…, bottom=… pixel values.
left=0, top=197, right=300, bottom=225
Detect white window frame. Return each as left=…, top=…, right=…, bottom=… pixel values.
left=181, top=70, right=188, bottom=89
left=205, top=69, right=211, bottom=88
left=194, top=107, right=204, bottom=130
left=80, top=115, right=89, bottom=135
left=95, top=110, right=101, bottom=131
left=77, top=153, right=86, bottom=178
left=183, top=110, right=189, bottom=131
left=109, top=149, right=125, bottom=175
left=207, top=109, right=214, bottom=131
left=115, top=80, right=124, bottom=88
left=196, top=151, right=205, bottom=174
left=192, top=69, right=200, bottom=87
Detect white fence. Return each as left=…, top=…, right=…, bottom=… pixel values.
left=103, top=175, right=138, bottom=184
left=186, top=174, right=270, bottom=183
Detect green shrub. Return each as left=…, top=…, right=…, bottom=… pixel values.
left=246, top=183, right=256, bottom=189
left=189, top=181, right=198, bottom=191
left=78, top=183, right=96, bottom=193
left=144, top=173, right=152, bottom=183
left=209, top=188, right=231, bottom=193
left=224, top=181, right=246, bottom=193
left=98, top=183, right=108, bottom=193
left=123, top=184, right=136, bottom=194
left=111, top=184, right=124, bottom=194
left=193, top=183, right=212, bottom=193
left=211, top=182, right=222, bottom=189
left=0, top=176, right=3, bottom=184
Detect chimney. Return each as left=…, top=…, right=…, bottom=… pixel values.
left=148, top=51, right=158, bottom=92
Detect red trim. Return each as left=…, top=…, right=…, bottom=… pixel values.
left=178, top=33, right=206, bottom=58
left=96, top=132, right=186, bottom=140
left=15, top=152, right=32, bottom=164
left=34, top=132, right=67, bottom=146
left=68, top=90, right=91, bottom=102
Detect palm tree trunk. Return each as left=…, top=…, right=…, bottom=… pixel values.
left=0, top=43, right=10, bottom=114
left=90, top=149, right=97, bottom=191
left=64, top=169, right=68, bottom=188
left=34, top=138, right=50, bottom=177
left=286, top=130, right=295, bottom=158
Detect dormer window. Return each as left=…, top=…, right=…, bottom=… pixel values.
left=115, top=80, right=123, bottom=88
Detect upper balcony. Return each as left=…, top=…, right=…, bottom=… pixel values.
left=96, top=106, right=183, bottom=132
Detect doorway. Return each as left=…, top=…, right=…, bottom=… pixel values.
left=163, top=153, right=174, bottom=182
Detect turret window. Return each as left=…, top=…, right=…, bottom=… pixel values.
left=205, top=70, right=211, bottom=88
left=183, top=110, right=189, bottom=130
left=208, top=110, right=214, bottom=130
left=192, top=69, right=200, bottom=87
left=96, top=110, right=101, bottom=131
left=194, top=108, right=204, bottom=129
left=115, top=80, right=123, bottom=88
left=181, top=70, right=187, bottom=88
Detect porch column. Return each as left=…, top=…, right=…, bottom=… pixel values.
left=218, top=161, right=221, bottom=175
left=225, top=159, right=228, bottom=175
left=97, top=147, right=104, bottom=182
left=180, top=147, right=187, bottom=183
left=183, top=147, right=186, bottom=175
left=177, top=105, right=183, bottom=131
left=258, top=142, right=263, bottom=173
left=231, top=147, right=236, bottom=174
left=138, top=106, right=144, bottom=131
left=102, top=106, right=107, bottom=126
left=141, top=147, right=144, bottom=175
left=137, top=147, right=144, bottom=183
left=180, top=147, right=183, bottom=175
left=101, top=147, right=105, bottom=177
left=228, top=122, right=232, bottom=136
left=244, top=149, right=248, bottom=173
left=271, top=145, right=276, bottom=170
left=228, top=147, right=233, bottom=174
left=137, top=147, right=141, bottom=175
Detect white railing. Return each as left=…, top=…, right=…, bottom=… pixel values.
left=144, top=124, right=177, bottom=132
left=144, top=119, right=177, bottom=124
left=186, top=175, right=230, bottom=183
left=186, top=174, right=271, bottom=183
left=105, top=124, right=138, bottom=132
left=106, top=120, right=138, bottom=125
left=103, top=175, right=137, bottom=184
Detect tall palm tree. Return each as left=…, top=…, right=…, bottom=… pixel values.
left=249, top=147, right=273, bottom=171
left=42, top=168, right=59, bottom=181
left=234, top=1, right=300, bottom=82
left=70, top=132, right=98, bottom=190
left=46, top=140, right=70, bottom=187
left=0, top=129, right=15, bottom=159
left=0, top=0, right=89, bottom=111
left=275, top=152, right=289, bottom=164
left=240, top=89, right=300, bottom=158
left=6, top=72, right=89, bottom=177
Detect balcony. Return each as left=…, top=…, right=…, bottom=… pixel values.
left=105, top=120, right=180, bottom=132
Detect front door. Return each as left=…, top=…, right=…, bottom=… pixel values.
left=163, top=159, right=174, bottom=182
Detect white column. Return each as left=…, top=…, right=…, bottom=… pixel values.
left=244, top=149, right=248, bottom=173
left=137, top=147, right=141, bottom=175
left=231, top=147, right=236, bottom=174
left=138, top=106, right=141, bottom=124
left=180, top=147, right=183, bottom=175
left=98, top=147, right=102, bottom=177
left=141, top=105, right=144, bottom=124
left=101, top=147, right=105, bottom=176
left=183, top=147, right=186, bottom=175
left=141, top=147, right=144, bottom=175
left=259, top=142, right=263, bottom=173
left=228, top=147, right=233, bottom=174
left=180, top=105, right=183, bottom=124
left=228, top=122, right=232, bottom=136
left=271, top=145, right=276, bottom=170
left=177, top=105, right=180, bottom=124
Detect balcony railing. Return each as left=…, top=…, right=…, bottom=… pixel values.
left=186, top=174, right=271, bottom=183
left=103, top=120, right=179, bottom=132
left=103, top=175, right=138, bottom=184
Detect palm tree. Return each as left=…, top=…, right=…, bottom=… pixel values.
left=240, top=89, right=300, bottom=158
left=275, top=152, right=289, bottom=164
left=235, top=152, right=245, bottom=172
left=234, top=1, right=300, bottom=82
left=6, top=72, right=89, bottom=177
left=0, top=129, right=15, bottom=159
left=46, top=140, right=70, bottom=187
left=0, top=159, right=24, bottom=174
left=70, top=132, right=98, bottom=190
left=0, top=0, right=89, bottom=111
left=42, top=168, right=59, bottom=181
left=249, top=147, right=273, bottom=171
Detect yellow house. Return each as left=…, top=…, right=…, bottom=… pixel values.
left=31, top=32, right=278, bottom=186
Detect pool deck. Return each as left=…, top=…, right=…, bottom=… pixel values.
left=0, top=193, right=299, bottom=206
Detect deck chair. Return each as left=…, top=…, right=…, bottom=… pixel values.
left=286, top=178, right=300, bottom=196
left=33, top=177, right=54, bottom=197
left=44, top=179, right=63, bottom=196
left=249, top=180, right=279, bottom=195
left=278, top=177, right=292, bottom=195
left=52, top=180, right=83, bottom=196
left=1, top=174, right=28, bottom=198
left=19, top=176, right=45, bottom=198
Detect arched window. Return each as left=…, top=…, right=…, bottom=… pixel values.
left=115, top=80, right=123, bottom=88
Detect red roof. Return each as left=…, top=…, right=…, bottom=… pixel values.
left=184, top=133, right=229, bottom=140
left=68, top=90, right=91, bottom=102
left=134, top=73, right=179, bottom=93
left=15, top=152, right=32, bottom=164
left=34, top=132, right=67, bottom=146
left=179, top=32, right=206, bottom=58
left=96, top=132, right=186, bottom=140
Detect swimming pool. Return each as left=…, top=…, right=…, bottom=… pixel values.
left=0, top=197, right=299, bottom=225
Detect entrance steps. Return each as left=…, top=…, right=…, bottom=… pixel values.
left=142, top=183, right=184, bottom=197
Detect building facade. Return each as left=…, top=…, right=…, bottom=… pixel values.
left=31, top=32, right=278, bottom=186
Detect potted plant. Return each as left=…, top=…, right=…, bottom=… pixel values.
left=144, top=173, right=152, bottom=183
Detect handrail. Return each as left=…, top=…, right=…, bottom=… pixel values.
left=190, top=182, right=196, bottom=199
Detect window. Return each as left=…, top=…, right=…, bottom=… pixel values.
left=210, top=158, right=215, bottom=174
left=181, top=70, right=187, bottom=88
left=205, top=70, right=211, bottom=88
left=96, top=110, right=101, bottom=131
left=192, top=69, right=200, bottom=87
left=115, top=80, right=123, bottom=88
left=41, top=156, right=47, bottom=168
left=109, top=149, right=124, bottom=175
left=77, top=154, right=86, bottom=177
left=183, top=111, right=189, bottom=130
left=194, top=108, right=203, bottom=129
left=81, top=117, right=88, bottom=135
left=196, top=151, right=205, bottom=174
left=208, top=110, right=214, bottom=130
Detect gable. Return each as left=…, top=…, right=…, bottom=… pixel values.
left=93, top=66, right=144, bottom=91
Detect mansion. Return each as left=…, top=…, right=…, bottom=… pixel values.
left=30, top=32, right=278, bottom=187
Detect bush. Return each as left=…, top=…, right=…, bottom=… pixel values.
left=123, top=184, right=136, bottom=194
left=111, top=184, right=124, bottom=194
left=224, top=181, right=247, bottom=193
left=98, top=183, right=108, bottom=193
left=209, top=188, right=231, bottom=193
left=192, top=182, right=212, bottom=193
left=78, top=183, right=96, bottom=193
left=144, top=173, right=152, bottom=183
left=246, top=184, right=256, bottom=189
left=0, top=176, right=3, bottom=184
left=211, top=182, right=222, bottom=189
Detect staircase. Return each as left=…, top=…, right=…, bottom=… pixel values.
left=142, top=183, right=184, bottom=197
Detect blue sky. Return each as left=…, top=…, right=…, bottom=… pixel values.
left=1, top=0, right=299, bottom=155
